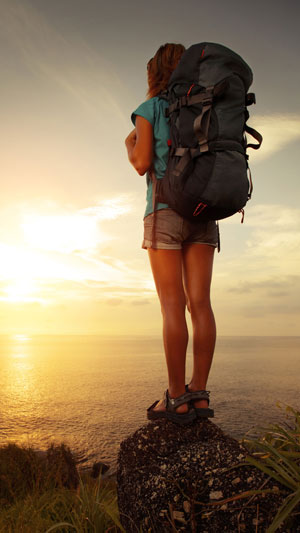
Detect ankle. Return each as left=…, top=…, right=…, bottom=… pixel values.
left=188, top=381, right=207, bottom=391
left=168, top=386, right=186, bottom=399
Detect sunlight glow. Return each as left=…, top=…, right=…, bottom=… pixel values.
left=22, top=213, right=103, bottom=253
left=13, top=334, right=31, bottom=342
left=20, top=198, right=131, bottom=254
left=3, top=279, right=39, bottom=303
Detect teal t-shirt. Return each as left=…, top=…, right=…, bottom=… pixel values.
left=131, top=96, right=169, bottom=218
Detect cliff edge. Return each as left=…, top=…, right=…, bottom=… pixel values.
left=117, top=418, right=285, bottom=532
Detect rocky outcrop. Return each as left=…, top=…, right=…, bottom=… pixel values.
left=117, top=419, right=286, bottom=532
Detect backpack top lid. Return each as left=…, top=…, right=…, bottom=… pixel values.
left=169, top=42, right=253, bottom=92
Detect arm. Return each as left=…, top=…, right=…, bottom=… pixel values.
left=125, top=115, right=153, bottom=176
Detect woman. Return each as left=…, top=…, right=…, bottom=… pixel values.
left=125, top=43, right=218, bottom=425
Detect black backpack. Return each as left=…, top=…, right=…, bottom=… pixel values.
left=152, top=42, right=262, bottom=223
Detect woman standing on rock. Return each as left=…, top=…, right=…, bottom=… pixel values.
left=125, top=43, right=217, bottom=425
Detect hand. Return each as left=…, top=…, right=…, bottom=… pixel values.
left=125, top=128, right=137, bottom=147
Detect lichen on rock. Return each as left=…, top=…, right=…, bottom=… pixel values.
left=117, top=418, right=285, bottom=532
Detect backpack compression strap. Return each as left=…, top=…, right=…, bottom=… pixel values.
left=245, top=125, right=263, bottom=150
left=167, top=82, right=228, bottom=152
left=168, top=81, right=231, bottom=177
left=166, top=80, right=228, bottom=116
left=193, top=85, right=214, bottom=153
left=244, top=94, right=263, bottom=150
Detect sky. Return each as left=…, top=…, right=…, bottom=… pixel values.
left=0, top=0, right=299, bottom=336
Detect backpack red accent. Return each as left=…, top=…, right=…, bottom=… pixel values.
left=193, top=202, right=207, bottom=216
left=187, top=84, right=195, bottom=96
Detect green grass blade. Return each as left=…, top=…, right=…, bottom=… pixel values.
left=246, top=456, right=296, bottom=491
left=103, top=504, right=126, bottom=532
left=249, top=453, right=299, bottom=489
left=44, top=522, right=78, bottom=532
left=262, top=456, right=300, bottom=487
left=253, top=440, right=300, bottom=474
left=271, top=425, right=300, bottom=446
left=247, top=441, right=300, bottom=481
left=266, top=488, right=300, bottom=533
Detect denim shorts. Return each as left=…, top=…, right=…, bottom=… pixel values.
left=142, top=208, right=219, bottom=250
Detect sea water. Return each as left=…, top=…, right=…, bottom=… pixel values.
left=0, top=335, right=299, bottom=473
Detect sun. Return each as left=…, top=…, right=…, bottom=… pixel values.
left=0, top=199, right=133, bottom=306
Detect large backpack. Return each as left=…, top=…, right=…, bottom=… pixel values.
left=153, top=42, right=262, bottom=223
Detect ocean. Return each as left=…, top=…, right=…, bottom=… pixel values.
left=0, top=335, right=299, bottom=473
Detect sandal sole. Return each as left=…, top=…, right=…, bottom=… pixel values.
left=195, top=407, right=214, bottom=418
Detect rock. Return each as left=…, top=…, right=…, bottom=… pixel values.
left=91, top=461, right=109, bottom=478
left=117, top=418, right=287, bottom=532
left=183, top=500, right=191, bottom=513
left=209, top=490, right=223, bottom=500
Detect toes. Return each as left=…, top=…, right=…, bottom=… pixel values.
left=153, top=399, right=165, bottom=412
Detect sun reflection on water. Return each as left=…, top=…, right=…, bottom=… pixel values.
left=12, top=352, right=27, bottom=359
left=12, top=334, right=31, bottom=342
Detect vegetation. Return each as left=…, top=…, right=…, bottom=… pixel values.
left=1, top=405, right=299, bottom=532
left=243, top=404, right=300, bottom=532
left=0, top=441, right=123, bottom=532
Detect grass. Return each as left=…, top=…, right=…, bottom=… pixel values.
left=242, top=404, right=300, bottom=532
left=0, top=441, right=124, bottom=533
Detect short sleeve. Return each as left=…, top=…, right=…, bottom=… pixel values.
left=131, top=98, right=155, bottom=126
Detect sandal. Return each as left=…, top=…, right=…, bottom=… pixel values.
left=185, top=385, right=214, bottom=418
left=147, top=389, right=197, bottom=426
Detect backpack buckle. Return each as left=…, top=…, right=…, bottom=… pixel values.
left=180, top=95, right=188, bottom=107
left=246, top=93, right=256, bottom=105
left=202, top=96, right=213, bottom=106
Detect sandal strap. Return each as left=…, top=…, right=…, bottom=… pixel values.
left=163, top=389, right=192, bottom=412
left=185, top=385, right=210, bottom=404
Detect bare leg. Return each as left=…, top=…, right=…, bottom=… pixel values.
left=148, top=249, right=188, bottom=413
left=182, top=243, right=216, bottom=408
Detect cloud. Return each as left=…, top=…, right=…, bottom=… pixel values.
left=229, top=275, right=300, bottom=297
left=105, top=298, right=123, bottom=306
left=212, top=203, right=300, bottom=333
left=216, top=204, right=300, bottom=269
left=131, top=299, right=151, bottom=306
left=20, top=196, right=133, bottom=254
left=243, top=205, right=300, bottom=267
left=248, top=114, right=300, bottom=162
left=240, top=300, right=300, bottom=318
left=243, top=204, right=300, bottom=229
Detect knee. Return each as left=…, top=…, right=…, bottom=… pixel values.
left=189, top=295, right=212, bottom=317
left=159, top=294, right=186, bottom=317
